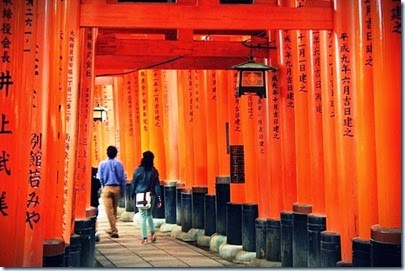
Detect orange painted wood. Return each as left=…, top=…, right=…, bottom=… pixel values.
left=216, top=70, right=230, bottom=176
left=333, top=0, right=359, bottom=262
left=241, top=94, right=259, bottom=203
left=147, top=70, right=167, bottom=179
left=138, top=71, right=150, bottom=152
left=267, top=31, right=283, bottom=218
left=307, top=30, right=325, bottom=214
left=371, top=0, right=401, bottom=229
left=319, top=30, right=339, bottom=232
left=176, top=70, right=187, bottom=184
left=129, top=72, right=142, bottom=164
left=91, top=85, right=105, bottom=167
left=354, top=0, right=378, bottom=239
left=292, top=29, right=311, bottom=205
left=192, top=70, right=208, bottom=186
left=228, top=71, right=245, bottom=203
left=206, top=70, right=220, bottom=194
left=162, top=70, right=179, bottom=180
left=277, top=28, right=297, bottom=212
left=80, top=3, right=333, bottom=30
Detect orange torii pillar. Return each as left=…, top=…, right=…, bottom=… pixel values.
left=73, top=27, right=96, bottom=268
left=215, top=70, right=231, bottom=237
left=350, top=0, right=379, bottom=267
left=306, top=30, right=327, bottom=268
left=147, top=70, right=166, bottom=219
left=277, top=27, right=297, bottom=267
left=42, top=0, right=71, bottom=266
left=333, top=0, right=360, bottom=266
left=0, top=1, right=40, bottom=267
left=129, top=72, right=142, bottom=166
left=204, top=70, right=220, bottom=236
left=59, top=0, right=83, bottom=267
left=370, top=0, right=401, bottom=267
left=291, top=28, right=312, bottom=267
left=227, top=70, right=245, bottom=246
left=161, top=70, right=179, bottom=225
left=177, top=70, right=195, bottom=233
left=319, top=29, right=341, bottom=267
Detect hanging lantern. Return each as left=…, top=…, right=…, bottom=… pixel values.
left=93, top=104, right=108, bottom=122
left=231, top=56, right=277, bottom=98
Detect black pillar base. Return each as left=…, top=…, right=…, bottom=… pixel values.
left=176, top=183, right=185, bottom=225
left=266, top=218, right=281, bottom=261
left=43, top=238, right=65, bottom=267
left=242, top=203, right=258, bottom=252
left=164, top=181, right=177, bottom=224
left=181, top=188, right=192, bottom=232
left=74, top=219, right=93, bottom=267
left=255, top=218, right=267, bottom=259
left=215, top=176, right=230, bottom=236
left=226, top=202, right=242, bottom=245
left=280, top=211, right=293, bottom=267
left=152, top=181, right=165, bottom=219
left=292, top=203, right=312, bottom=267
left=320, top=231, right=341, bottom=267
left=68, top=234, right=81, bottom=267
left=308, top=214, right=326, bottom=267
left=352, top=237, right=370, bottom=267
left=370, top=224, right=401, bottom=267
left=125, top=183, right=135, bottom=212
left=192, top=186, right=208, bottom=229
left=205, top=194, right=216, bottom=236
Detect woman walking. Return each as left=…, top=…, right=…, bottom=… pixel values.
left=130, top=151, right=162, bottom=244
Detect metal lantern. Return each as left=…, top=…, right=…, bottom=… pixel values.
left=231, top=56, right=277, bottom=98
left=93, top=105, right=108, bottom=122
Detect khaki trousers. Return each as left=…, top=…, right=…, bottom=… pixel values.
left=102, top=186, right=121, bottom=235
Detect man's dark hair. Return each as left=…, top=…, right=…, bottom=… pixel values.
left=107, top=146, right=118, bottom=159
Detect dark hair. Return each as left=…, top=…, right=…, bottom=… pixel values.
left=107, top=146, right=118, bottom=159
left=140, top=151, right=154, bottom=171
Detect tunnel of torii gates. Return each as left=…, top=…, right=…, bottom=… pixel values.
left=0, top=0, right=401, bottom=268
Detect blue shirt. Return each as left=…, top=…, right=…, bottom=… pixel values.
left=97, top=158, right=126, bottom=196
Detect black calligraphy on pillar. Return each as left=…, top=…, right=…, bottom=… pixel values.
left=339, top=33, right=354, bottom=137
left=271, top=71, right=280, bottom=139
left=313, top=31, right=322, bottom=113
left=283, top=30, right=294, bottom=108
left=327, top=30, right=335, bottom=118
left=23, top=1, right=34, bottom=53
left=140, top=71, right=148, bottom=132
left=230, top=145, right=245, bottom=183
left=126, top=79, right=135, bottom=136
left=26, top=133, right=42, bottom=230
left=210, top=71, right=217, bottom=101
left=390, top=1, right=401, bottom=34
left=0, top=70, right=14, bottom=97
left=0, top=191, right=8, bottom=216
left=153, top=70, right=161, bottom=128
left=187, top=70, right=193, bottom=123
left=256, top=99, right=265, bottom=154
left=362, top=0, right=373, bottom=66
left=0, top=150, right=11, bottom=176
left=297, top=31, right=307, bottom=93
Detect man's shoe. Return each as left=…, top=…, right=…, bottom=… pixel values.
left=110, top=233, right=119, bottom=238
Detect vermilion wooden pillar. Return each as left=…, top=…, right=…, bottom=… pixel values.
left=228, top=70, right=245, bottom=203
left=75, top=28, right=96, bottom=220
left=130, top=72, right=142, bottom=167
left=192, top=70, right=208, bottom=186
left=216, top=70, right=230, bottom=177
left=333, top=0, right=359, bottom=263
left=176, top=70, right=187, bottom=184
left=147, top=70, right=166, bottom=179
left=354, top=0, right=378, bottom=241
left=370, top=1, right=401, bottom=265
left=162, top=70, right=179, bottom=180
left=276, top=28, right=297, bottom=212
left=116, top=75, right=131, bottom=174
left=206, top=70, right=220, bottom=194
left=319, top=30, right=339, bottom=233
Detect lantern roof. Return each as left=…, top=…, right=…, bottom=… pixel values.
left=231, top=57, right=277, bottom=71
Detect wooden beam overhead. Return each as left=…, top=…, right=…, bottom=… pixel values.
left=96, top=39, right=252, bottom=57
left=95, top=55, right=248, bottom=71
left=80, top=3, right=333, bottom=30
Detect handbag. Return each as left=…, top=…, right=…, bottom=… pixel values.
left=135, top=191, right=151, bottom=209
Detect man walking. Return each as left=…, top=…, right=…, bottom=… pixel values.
left=97, top=145, right=126, bottom=238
